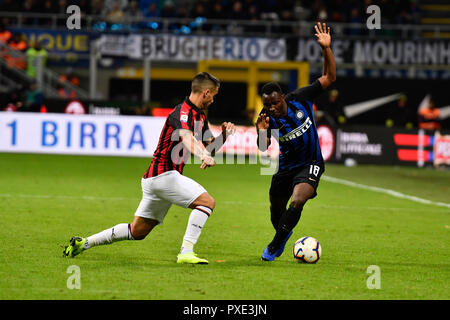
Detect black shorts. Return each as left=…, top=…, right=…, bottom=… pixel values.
left=269, top=163, right=325, bottom=198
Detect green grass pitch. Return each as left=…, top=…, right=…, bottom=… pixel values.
left=0, top=153, right=448, bottom=300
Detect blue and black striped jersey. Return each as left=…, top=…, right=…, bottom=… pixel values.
left=261, top=80, right=324, bottom=172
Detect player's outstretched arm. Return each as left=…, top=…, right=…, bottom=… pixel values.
left=256, top=113, right=271, bottom=151
left=315, top=22, right=336, bottom=90
left=204, top=122, right=236, bottom=155
left=179, top=129, right=215, bottom=169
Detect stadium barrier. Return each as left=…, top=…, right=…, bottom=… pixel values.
left=1, top=112, right=448, bottom=167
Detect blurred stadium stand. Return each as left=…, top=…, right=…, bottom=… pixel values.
left=0, top=0, right=449, bottom=130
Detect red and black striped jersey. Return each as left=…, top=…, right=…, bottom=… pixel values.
left=143, top=98, right=210, bottom=178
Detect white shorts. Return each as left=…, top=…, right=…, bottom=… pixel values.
left=134, top=170, right=207, bottom=224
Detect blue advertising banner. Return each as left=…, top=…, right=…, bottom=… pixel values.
left=10, top=28, right=98, bottom=66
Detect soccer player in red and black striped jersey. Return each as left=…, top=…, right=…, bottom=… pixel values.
left=63, top=72, right=236, bottom=264
left=144, top=85, right=215, bottom=178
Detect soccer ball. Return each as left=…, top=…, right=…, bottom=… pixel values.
left=293, top=236, right=322, bottom=263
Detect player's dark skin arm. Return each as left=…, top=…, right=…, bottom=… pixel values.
left=256, top=115, right=271, bottom=152
left=315, top=22, right=336, bottom=90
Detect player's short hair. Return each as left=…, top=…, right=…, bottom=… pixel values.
left=261, top=82, right=282, bottom=96
left=191, top=72, right=220, bottom=93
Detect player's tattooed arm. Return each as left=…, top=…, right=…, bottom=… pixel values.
left=315, top=22, right=336, bottom=90
left=179, top=129, right=215, bottom=169
left=256, top=113, right=271, bottom=151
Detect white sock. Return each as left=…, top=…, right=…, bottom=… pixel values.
left=180, top=206, right=212, bottom=254
left=84, top=223, right=133, bottom=249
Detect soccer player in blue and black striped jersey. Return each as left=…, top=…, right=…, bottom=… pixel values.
left=256, top=22, right=336, bottom=261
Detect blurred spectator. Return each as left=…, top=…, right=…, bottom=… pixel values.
left=245, top=2, right=265, bottom=34
left=139, top=0, right=159, bottom=12
left=50, top=0, right=70, bottom=27
left=418, top=98, right=442, bottom=131
left=25, top=40, right=48, bottom=79
left=176, top=6, right=189, bottom=19
left=58, top=68, right=80, bottom=98
left=325, top=89, right=346, bottom=125
left=385, top=95, right=414, bottom=129
left=40, top=0, right=57, bottom=13
left=104, top=0, right=129, bottom=14
left=160, top=0, right=177, bottom=18
left=78, top=0, right=93, bottom=15
left=0, top=0, right=421, bottom=34
left=191, top=1, right=208, bottom=19
left=348, top=7, right=362, bottom=35
left=409, top=0, right=421, bottom=25
left=22, top=0, right=39, bottom=25
left=5, top=33, right=27, bottom=69
left=39, top=0, right=57, bottom=26
left=0, top=0, right=21, bottom=12
left=105, top=1, right=126, bottom=23
left=378, top=0, right=396, bottom=26
left=396, top=8, right=413, bottom=25
left=316, top=5, right=328, bottom=21
left=278, top=9, right=297, bottom=58
left=3, top=102, right=19, bottom=112
left=2, top=88, right=24, bottom=112
left=328, top=0, right=346, bottom=22
left=278, top=9, right=295, bottom=33
left=209, top=1, right=224, bottom=20
left=134, top=103, right=152, bottom=116
left=0, top=23, right=12, bottom=44
left=260, top=0, right=279, bottom=15
left=56, top=0, right=68, bottom=14
left=126, top=0, right=144, bottom=20
left=91, top=0, right=105, bottom=15
left=229, top=1, right=249, bottom=20
left=143, top=1, right=160, bottom=18
left=24, top=81, right=44, bottom=112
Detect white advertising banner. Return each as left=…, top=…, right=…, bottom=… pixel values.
left=98, top=34, right=286, bottom=62
left=0, top=112, right=279, bottom=158
left=0, top=112, right=166, bottom=157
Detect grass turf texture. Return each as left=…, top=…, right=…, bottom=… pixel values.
left=0, top=153, right=448, bottom=300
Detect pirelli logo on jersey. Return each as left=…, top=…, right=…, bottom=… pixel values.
left=279, top=117, right=313, bottom=143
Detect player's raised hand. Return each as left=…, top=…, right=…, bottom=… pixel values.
left=314, top=22, right=331, bottom=49
left=221, top=122, right=236, bottom=138
left=256, top=113, right=270, bottom=131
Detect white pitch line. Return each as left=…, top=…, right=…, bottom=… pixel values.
left=323, top=175, right=450, bottom=209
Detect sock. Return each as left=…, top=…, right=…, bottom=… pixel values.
left=270, top=205, right=285, bottom=230
left=180, top=239, right=194, bottom=254
left=84, top=223, right=134, bottom=249
left=180, top=206, right=212, bottom=254
left=268, top=206, right=303, bottom=254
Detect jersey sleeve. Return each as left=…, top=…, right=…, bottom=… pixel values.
left=285, top=79, right=324, bottom=103
left=169, top=107, right=193, bottom=131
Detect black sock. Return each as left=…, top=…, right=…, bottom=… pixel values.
left=270, top=206, right=284, bottom=230
left=268, top=206, right=303, bottom=254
